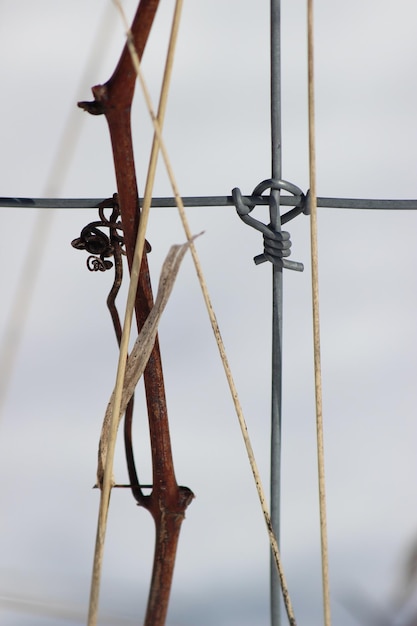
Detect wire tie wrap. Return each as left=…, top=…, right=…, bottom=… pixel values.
left=232, top=178, right=306, bottom=271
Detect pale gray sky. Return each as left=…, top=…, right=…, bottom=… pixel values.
left=0, top=1, right=416, bottom=625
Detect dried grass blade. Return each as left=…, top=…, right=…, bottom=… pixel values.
left=97, top=238, right=197, bottom=486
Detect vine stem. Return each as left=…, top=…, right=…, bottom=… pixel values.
left=87, top=2, right=185, bottom=625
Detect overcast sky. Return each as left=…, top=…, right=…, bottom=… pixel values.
left=0, top=1, right=416, bottom=625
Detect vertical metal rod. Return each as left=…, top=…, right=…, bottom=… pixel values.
left=270, top=0, right=283, bottom=625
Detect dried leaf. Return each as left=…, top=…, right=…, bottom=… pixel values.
left=97, top=238, right=196, bottom=487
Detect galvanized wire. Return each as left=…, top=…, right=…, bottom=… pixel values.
left=270, top=0, right=284, bottom=623
left=2, top=195, right=416, bottom=210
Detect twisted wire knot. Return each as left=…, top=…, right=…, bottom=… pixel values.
left=232, top=180, right=305, bottom=271
left=254, top=226, right=292, bottom=267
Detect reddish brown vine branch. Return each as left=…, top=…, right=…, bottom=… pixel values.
left=78, top=2, right=193, bottom=625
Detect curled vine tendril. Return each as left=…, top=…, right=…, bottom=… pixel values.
left=71, top=192, right=126, bottom=341
left=71, top=192, right=125, bottom=272
left=87, top=256, right=113, bottom=272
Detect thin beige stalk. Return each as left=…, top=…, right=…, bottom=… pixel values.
left=116, top=2, right=297, bottom=622
left=308, top=0, right=332, bottom=624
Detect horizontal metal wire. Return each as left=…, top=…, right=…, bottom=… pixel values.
left=0, top=195, right=416, bottom=210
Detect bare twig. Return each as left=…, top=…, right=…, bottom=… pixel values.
left=79, top=2, right=193, bottom=625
